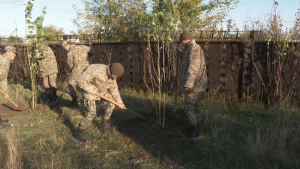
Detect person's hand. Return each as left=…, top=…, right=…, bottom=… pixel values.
left=3, top=94, right=9, bottom=100
left=185, top=87, right=190, bottom=91
left=177, top=46, right=183, bottom=52
left=28, top=55, right=32, bottom=59
left=118, top=104, right=126, bottom=110
left=177, top=43, right=185, bottom=52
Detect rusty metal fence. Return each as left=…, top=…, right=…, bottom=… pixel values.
left=1, top=35, right=300, bottom=101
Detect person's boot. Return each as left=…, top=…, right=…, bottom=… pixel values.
left=0, top=118, right=9, bottom=125
left=47, top=94, right=53, bottom=103
left=100, top=119, right=116, bottom=132
left=185, top=125, right=198, bottom=139
left=68, top=96, right=78, bottom=106
left=52, top=88, right=57, bottom=101
left=74, top=128, right=88, bottom=142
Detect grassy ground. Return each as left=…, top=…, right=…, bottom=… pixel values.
left=1, top=80, right=300, bottom=169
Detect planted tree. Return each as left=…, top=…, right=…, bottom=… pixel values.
left=25, top=0, right=47, bottom=111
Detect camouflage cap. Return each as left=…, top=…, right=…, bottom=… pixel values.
left=62, top=40, right=70, bottom=48
left=4, top=46, right=18, bottom=53
left=110, top=63, right=124, bottom=76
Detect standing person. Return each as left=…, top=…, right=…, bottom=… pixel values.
left=0, top=46, right=17, bottom=100
left=177, top=31, right=207, bottom=139
left=28, top=43, right=58, bottom=103
left=62, top=41, right=91, bottom=106
left=74, top=63, right=126, bottom=142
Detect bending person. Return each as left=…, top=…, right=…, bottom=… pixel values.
left=74, top=63, right=126, bottom=142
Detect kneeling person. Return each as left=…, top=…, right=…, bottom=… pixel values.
left=74, top=63, right=126, bottom=142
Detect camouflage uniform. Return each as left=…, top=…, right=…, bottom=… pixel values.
left=178, top=40, right=207, bottom=126
left=31, top=45, right=58, bottom=94
left=67, top=45, right=91, bottom=97
left=0, top=53, right=14, bottom=94
left=76, top=64, right=124, bottom=130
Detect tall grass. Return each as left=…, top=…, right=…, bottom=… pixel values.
left=4, top=131, right=22, bottom=169
left=200, top=99, right=300, bottom=169
left=245, top=110, right=300, bottom=169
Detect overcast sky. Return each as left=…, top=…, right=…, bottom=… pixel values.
left=0, top=0, right=298, bottom=37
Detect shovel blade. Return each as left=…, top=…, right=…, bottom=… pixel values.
left=13, top=107, right=24, bottom=111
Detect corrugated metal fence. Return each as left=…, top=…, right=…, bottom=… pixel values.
left=0, top=40, right=299, bottom=101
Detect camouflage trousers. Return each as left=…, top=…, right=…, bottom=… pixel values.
left=79, top=92, right=116, bottom=130
left=0, top=78, right=7, bottom=94
left=43, top=74, right=57, bottom=94
left=184, top=91, right=204, bottom=126
left=68, top=84, right=77, bottom=97
left=68, top=71, right=82, bottom=97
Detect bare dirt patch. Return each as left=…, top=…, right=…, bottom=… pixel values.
left=0, top=100, right=29, bottom=122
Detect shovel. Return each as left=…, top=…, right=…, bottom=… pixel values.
left=54, top=85, right=68, bottom=105
left=0, top=89, right=24, bottom=111
left=96, top=93, right=147, bottom=121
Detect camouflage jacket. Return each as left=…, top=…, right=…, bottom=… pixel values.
left=31, top=46, right=58, bottom=77
left=76, top=64, right=124, bottom=105
left=0, top=53, right=13, bottom=94
left=67, top=45, right=91, bottom=75
left=178, top=40, right=207, bottom=93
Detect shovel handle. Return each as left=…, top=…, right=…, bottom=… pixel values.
left=0, top=89, right=19, bottom=108
left=54, top=85, right=69, bottom=105
left=125, top=108, right=148, bottom=121
left=96, top=94, right=123, bottom=108
left=7, top=98, right=19, bottom=108
left=96, top=93, right=147, bottom=120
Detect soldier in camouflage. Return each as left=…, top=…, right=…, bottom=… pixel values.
left=0, top=46, right=17, bottom=100
left=28, top=44, right=58, bottom=102
left=62, top=40, right=92, bottom=106
left=177, top=31, right=207, bottom=139
left=74, top=63, right=126, bottom=142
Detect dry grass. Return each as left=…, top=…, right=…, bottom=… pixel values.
left=4, top=131, right=22, bottom=169
left=245, top=112, right=300, bottom=169
left=1, top=83, right=300, bottom=168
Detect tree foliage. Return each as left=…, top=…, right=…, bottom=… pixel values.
left=26, top=25, right=64, bottom=41
left=25, top=0, right=47, bottom=111
left=73, top=0, right=240, bottom=41
left=25, top=0, right=47, bottom=43
left=42, top=25, right=65, bottom=37
left=73, top=0, right=148, bottom=41
left=155, top=0, right=239, bottom=30
left=7, top=36, right=22, bottom=42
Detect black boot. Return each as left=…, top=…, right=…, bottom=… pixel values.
left=100, top=119, right=116, bottom=132
left=185, top=125, right=198, bottom=139
left=74, top=128, right=88, bottom=142
left=52, top=88, right=57, bottom=101
left=68, top=96, right=78, bottom=106
left=0, top=118, right=9, bottom=125
left=47, top=94, right=53, bottom=103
